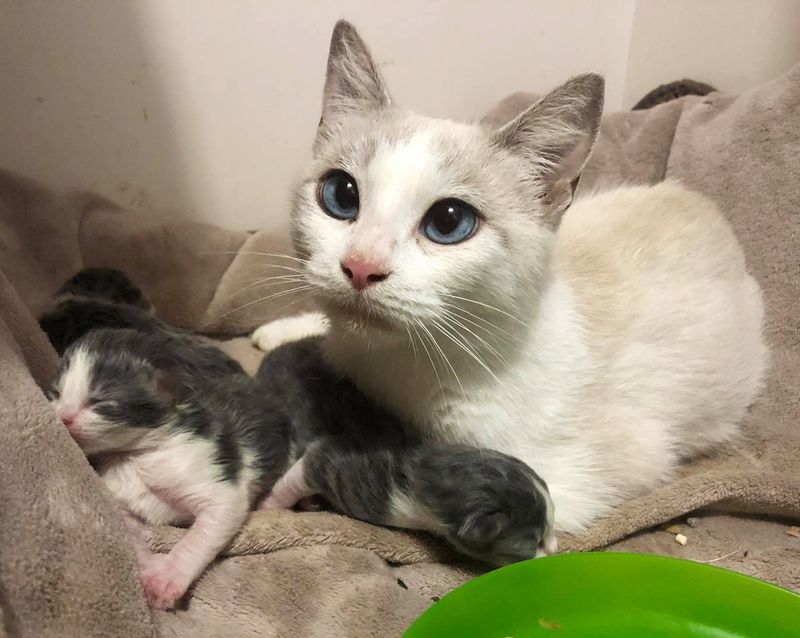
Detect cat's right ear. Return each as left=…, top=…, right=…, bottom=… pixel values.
left=492, top=73, right=604, bottom=226
left=320, top=20, right=391, bottom=124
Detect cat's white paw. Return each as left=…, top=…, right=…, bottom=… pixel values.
left=251, top=312, right=329, bottom=353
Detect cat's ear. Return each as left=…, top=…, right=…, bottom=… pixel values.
left=320, top=20, right=391, bottom=123
left=493, top=73, right=604, bottom=225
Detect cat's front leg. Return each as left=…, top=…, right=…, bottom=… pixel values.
left=251, top=311, right=329, bottom=353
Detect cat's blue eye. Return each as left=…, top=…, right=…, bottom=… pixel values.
left=421, top=199, right=478, bottom=245
left=319, top=170, right=359, bottom=221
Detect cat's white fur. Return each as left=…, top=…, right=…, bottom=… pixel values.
left=254, top=22, right=767, bottom=534
left=251, top=311, right=329, bottom=353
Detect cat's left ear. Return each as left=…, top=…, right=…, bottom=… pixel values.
left=493, top=73, right=604, bottom=225
left=320, top=20, right=391, bottom=123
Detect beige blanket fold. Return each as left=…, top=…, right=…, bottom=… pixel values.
left=0, top=63, right=798, bottom=637
left=0, top=179, right=155, bottom=638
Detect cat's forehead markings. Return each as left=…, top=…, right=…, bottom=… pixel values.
left=365, top=130, right=445, bottom=213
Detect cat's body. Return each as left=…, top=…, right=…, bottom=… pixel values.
left=320, top=183, right=766, bottom=530
left=254, top=21, right=768, bottom=534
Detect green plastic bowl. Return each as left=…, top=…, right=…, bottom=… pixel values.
left=404, top=552, right=800, bottom=637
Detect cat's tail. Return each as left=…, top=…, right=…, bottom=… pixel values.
left=631, top=79, right=717, bottom=110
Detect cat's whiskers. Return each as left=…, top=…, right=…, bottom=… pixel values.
left=403, top=324, right=420, bottom=366
left=198, top=250, right=310, bottom=266
left=431, top=316, right=501, bottom=385
left=440, top=308, right=508, bottom=365
left=411, top=321, right=446, bottom=406
left=440, top=293, right=526, bottom=326
left=420, top=318, right=467, bottom=403
left=212, top=285, right=314, bottom=322
left=237, top=274, right=307, bottom=294
left=439, top=301, right=523, bottom=344
left=263, top=292, right=313, bottom=322
left=252, top=263, right=306, bottom=275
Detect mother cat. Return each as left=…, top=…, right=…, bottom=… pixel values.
left=254, top=21, right=767, bottom=534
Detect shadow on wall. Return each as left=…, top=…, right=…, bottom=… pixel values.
left=0, top=2, right=194, bottom=219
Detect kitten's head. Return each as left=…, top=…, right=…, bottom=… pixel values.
left=293, top=21, right=603, bottom=340
left=50, top=329, right=177, bottom=455
left=416, top=446, right=556, bottom=565
left=55, top=267, right=152, bottom=311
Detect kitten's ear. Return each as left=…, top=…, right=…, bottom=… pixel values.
left=152, top=370, right=184, bottom=404
left=493, top=73, right=604, bottom=225
left=457, top=511, right=509, bottom=548
left=321, top=20, right=391, bottom=122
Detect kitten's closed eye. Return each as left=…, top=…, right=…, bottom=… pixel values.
left=47, top=386, right=60, bottom=400
left=87, top=397, right=117, bottom=408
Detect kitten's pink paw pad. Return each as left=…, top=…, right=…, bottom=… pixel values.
left=140, top=561, right=190, bottom=610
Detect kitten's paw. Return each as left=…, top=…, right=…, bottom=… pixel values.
left=256, top=492, right=294, bottom=510
left=251, top=312, right=329, bottom=353
left=296, top=495, right=325, bottom=511
left=536, top=533, right=559, bottom=558
left=139, top=557, right=191, bottom=610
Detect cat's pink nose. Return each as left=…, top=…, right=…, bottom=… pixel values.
left=340, top=259, right=389, bottom=291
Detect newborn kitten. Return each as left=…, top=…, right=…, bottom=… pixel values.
left=51, top=328, right=289, bottom=610
left=257, top=338, right=556, bottom=564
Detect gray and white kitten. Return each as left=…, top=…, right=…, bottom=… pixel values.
left=257, top=337, right=556, bottom=566
left=51, top=327, right=289, bottom=610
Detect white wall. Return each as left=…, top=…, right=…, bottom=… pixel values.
left=624, top=0, right=800, bottom=106
left=0, top=1, right=798, bottom=232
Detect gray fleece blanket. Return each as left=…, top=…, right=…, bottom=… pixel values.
left=0, top=63, right=798, bottom=638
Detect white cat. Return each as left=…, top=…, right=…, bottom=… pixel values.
left=254, top=21, right=767, bottom=534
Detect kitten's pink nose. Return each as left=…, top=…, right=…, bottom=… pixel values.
left=340, top=259, right=389, bottom=291
left=57, top=409, right=78, bottom=428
